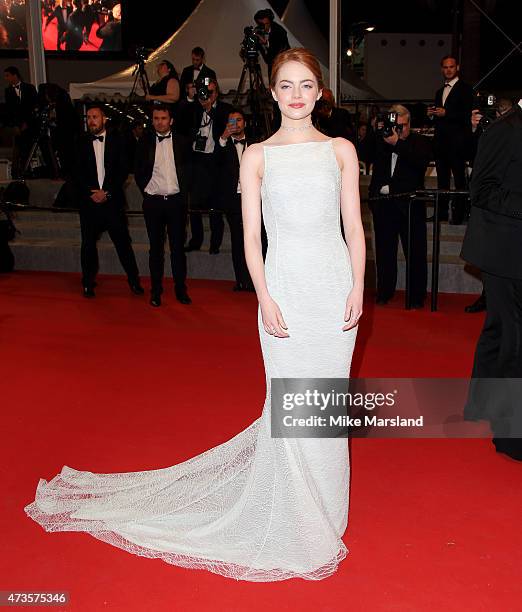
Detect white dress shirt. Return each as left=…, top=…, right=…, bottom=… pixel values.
left=145, top=133, right=180, bottom=196
left=193, top=65, right=202, bottom=82
left=234, top=138, right=247, bottom=193
left=92, top=130, right=106, bottom=189
left=442, top=76, right=459, bottom=106
left=193, top=103, right=216, bottom=154
left=13, top=83, right=21, bottom=99
left=379, top=152, right=398, bottom=195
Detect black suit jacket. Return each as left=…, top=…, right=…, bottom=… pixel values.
left=261, top=22, right=290, bottom=67
left=176, top=99, right=233, bottom=151
left=216, top=136, right=250, bottom=207
left=134, top=131, right=191, bottom=204
left=433, top=79, right=473, bottom=153
left=4, top=82, right=38, bottom=127
left=369, top=132, right=432, bottom=200
left=72, top=130, right=129, bottom=207
left=179, top=64, right=217, bottom=99
left=461, top=106, right=522, bottom=279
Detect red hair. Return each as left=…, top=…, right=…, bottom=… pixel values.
left=269, top=47, right=324, bottom=91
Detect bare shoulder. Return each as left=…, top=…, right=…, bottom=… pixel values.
left=240, top=142, right=264, bottom=175
left=332, top=137, right=358, bottom=171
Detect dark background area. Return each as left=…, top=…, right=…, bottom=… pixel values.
left=125, top=0, right=519, bottom=92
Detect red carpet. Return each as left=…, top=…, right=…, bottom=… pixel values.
left=1, top=272, right=520, bottom=611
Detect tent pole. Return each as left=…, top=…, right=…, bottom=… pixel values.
left=329, top=0, right=340, bottom=102
left=26, top=0, right=47, bottom=87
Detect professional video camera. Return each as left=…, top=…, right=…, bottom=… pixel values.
left=241, top=25, right=265, bottom=60
left=474, top=92, right=497, bottom=128
left=376, top=111, right=403, bottom=138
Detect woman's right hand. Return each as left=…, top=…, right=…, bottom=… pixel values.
left=260, top=296, right=289, bottom=338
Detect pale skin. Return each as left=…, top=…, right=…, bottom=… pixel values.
left=240, top=60, right=366, bottom=338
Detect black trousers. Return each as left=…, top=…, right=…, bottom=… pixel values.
left=435, top=142, right=468, bottom=219
left=142, top=193, right=187, bottom=294
left=223, top=194, right=252, bottom=286
left=372, top=198, right=427, bottom=303
left=466, top=272, right=522, bottom=446
left=187, top=152, right=224, bottom=250
left=79, top=203, right=140, bottom=289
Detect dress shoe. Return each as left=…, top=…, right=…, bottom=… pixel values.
left=376, top=296, right=389, bottom=306
left=175, top=290, right=192, bottom=305
left=426, top=210, right=449, bottom=222
left=464, top=294, right=486, bottom=313
left=83, top=286, right=95, bottom=298
left=128, top=281, right=145, bottom=295
left=184, top=244, right=201, bottom=252
left=209, top=247, right=220, bottom=255
left=150, top=293, right=162, bottom=307
left=410, top=300, right=425, bottom=309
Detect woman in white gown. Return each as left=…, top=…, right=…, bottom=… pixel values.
left=24, top=48, right=366, bottom=582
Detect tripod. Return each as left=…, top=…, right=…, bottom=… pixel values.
left=129, top=59, right=150, bottom=100
left=20, top=117, right=60, bottom=179
left=233, top=54, right=272, bottom=140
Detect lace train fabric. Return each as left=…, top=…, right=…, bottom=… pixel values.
left=25, top=141, right=357, bottom=582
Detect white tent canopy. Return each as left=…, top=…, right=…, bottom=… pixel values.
left=70, top=0, right=380, bottom=101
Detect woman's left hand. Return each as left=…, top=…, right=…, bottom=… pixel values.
left=342, top=286, right=363, bottom=331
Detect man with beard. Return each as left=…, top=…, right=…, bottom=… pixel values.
left=72, top=104, right=143, bottom=298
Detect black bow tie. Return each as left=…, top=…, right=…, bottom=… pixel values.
left=233, top=138, right=246, bottom=146
left=157, top=133, right=171, bottom=142
left=92, top=135, right=104, bottom=142
left=444, top=83, right=452, bottom=87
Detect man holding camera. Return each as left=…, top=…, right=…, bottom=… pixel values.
left=134, top=104, right=192, bottom=307
left=428, top=56, right=473, bottom=224
left=217, top=108, right=254, bottom=292
left=179, top=47, right=217, bottom=102
left=177, top=78, right=232, bottom=254
left=253, top=8, right=290, bottom=78
left=369, top=105, right=432, bottom=308
left=462, top=99, right=522, bottom=461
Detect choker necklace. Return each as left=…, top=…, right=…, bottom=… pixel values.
left=280, top=122, right=313, bottom=132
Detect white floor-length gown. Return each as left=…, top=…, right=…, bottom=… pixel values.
left=25, top=140, right=358, bottom=582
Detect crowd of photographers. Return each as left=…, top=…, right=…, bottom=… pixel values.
left=1, top=9, right=519, bottom=314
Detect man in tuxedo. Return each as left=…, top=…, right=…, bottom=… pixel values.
left=179, top=47, right=217, bottom=101
left=369, top=105, right=432, bottom=308
left=428, top=55, right=473, bottom=224
left=216, top=109, right=254, bottom=292
left=461, top=100, right=522, bottom=461
left=44, top=0, right=72, bottom=51
left=254, top=8, right=290, bottom=78
left=177, top=78, right=232, bottom=254
left=3, top=66, right=38, bottom=178
left=72, top=104, right=143, bottom=298
left=134, top=104, right=192, bottom=307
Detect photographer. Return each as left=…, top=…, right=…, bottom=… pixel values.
left=427, top=56, right=473, bottom=224
left=177, top=78, right=232, bottom=254
left=253, top=8, right=289, bottom=77
left=462, top=99, right=522, bottom=461
left=3, top=66, right=38, bottom=179
left=369, top=105, right=432, bottom=308
left=146, top=60, right=180, bottom=106
left=465, top=96, right=514, bottom=314
left=179, top=47, right=217, bottom=102
left=95, top=2, right=122, bottom=51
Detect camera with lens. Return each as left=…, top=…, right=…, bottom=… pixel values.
left=195, top=77, right=211, bottom=101
left=376, top=111, right=403, bottom=138
left=474, top=92, right=497, bottom=128
left=241, top=25, right=264, bottom=59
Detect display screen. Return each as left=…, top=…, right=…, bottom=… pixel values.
left=0, top=1, right=123, bottom=52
